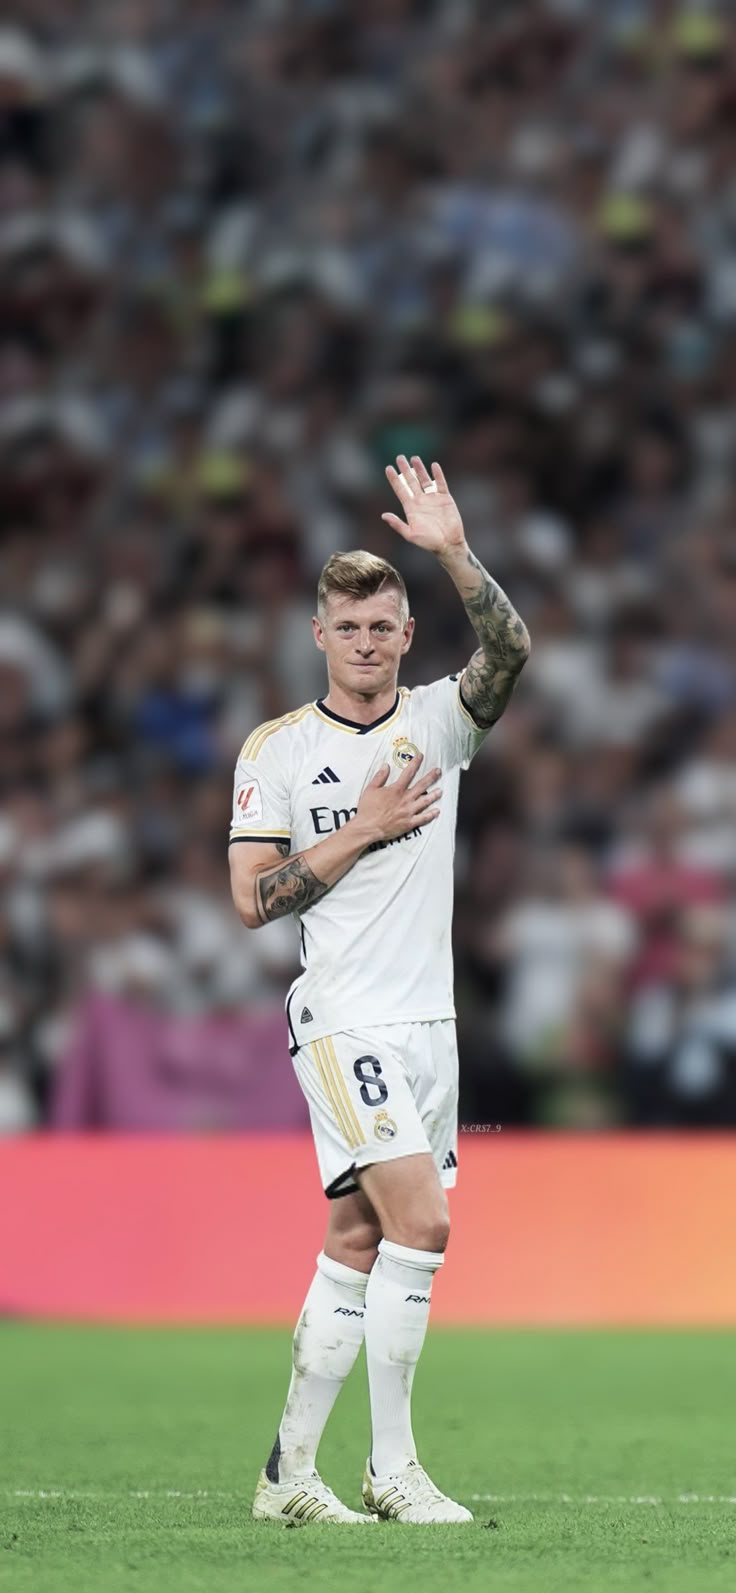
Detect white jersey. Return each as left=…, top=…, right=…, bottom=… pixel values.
left=229, top=675, right=490, bottom=1044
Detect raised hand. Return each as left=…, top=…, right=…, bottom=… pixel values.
left=382, top=454, right=466, bottom=560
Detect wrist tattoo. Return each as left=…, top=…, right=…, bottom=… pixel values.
left=257, top=853, right=329, bottom=923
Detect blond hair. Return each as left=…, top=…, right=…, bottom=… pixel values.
left=317, top=551, right=409, bottom=622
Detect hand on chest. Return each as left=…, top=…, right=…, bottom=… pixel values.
left=293, top=724, right=431, bottom=842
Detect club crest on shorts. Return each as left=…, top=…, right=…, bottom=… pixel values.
left=374, top=1109, right=398, bottom=1142
left=392, top=736, right=421, bottom=769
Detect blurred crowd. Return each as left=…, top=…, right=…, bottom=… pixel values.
left=2, top=0, right=736, bottom=1131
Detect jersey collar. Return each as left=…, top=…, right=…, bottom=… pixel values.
left=312, top=689, right=407, bottom=735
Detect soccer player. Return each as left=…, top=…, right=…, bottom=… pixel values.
left=230, top=455, right=530, bottom=1524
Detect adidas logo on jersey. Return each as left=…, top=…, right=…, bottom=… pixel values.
left=301, top=1006, right=313, bottom=1024
left=312, top=766, right=340, bottom=785
left=441, top=1149, right=457, bottom=1171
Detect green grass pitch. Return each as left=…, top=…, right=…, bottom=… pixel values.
left=1, top=1324, right=734, bottom=1592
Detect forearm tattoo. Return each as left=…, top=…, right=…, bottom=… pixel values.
left=459, top=548, right=530, bottom=727
left=256, top=851, right=329, bottom=924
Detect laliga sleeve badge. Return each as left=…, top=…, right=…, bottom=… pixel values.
left=235, top=779, right=263, bottom=823
left=392, top=737, right=421, bottom=769
left=374, top=1110, right=398, bottom=1142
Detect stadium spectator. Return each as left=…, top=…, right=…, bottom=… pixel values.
left=1, top=0, right=734, bottom=1129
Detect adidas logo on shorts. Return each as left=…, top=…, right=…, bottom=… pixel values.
left=441, top=1149, right=457, bottom=1171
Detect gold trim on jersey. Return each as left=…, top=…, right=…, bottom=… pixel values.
left=228, top=826, right=291, bottom=838
left=238, top=702, right=313, bottom=764
left=310, top=688, right=409, bottom=736
left=456, top=672, right=485, bottom=730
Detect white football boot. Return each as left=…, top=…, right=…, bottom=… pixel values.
left=362, top=1456, right=473, bottom=1523
left=252, top=1466, right=376, bottom=1525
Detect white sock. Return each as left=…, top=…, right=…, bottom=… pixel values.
left=266, top=1249, right=369, bottom=1483
left=364, top=1237, right=444, bottom=1477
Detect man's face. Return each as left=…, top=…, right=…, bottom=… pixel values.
left=312, top=590, right=414, bottom=696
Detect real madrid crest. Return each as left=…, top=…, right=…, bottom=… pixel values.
left=374, top=1109, right=398, bottom=1142
left=392, top=736, right=421, bottom=769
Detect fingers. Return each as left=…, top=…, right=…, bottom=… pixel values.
left=419, top=778, right=442, bottom=800
left=414, top=786, right=442, bottom=813
left=386, top=456, right=446, bottom=509
left=381, top=512, right=410, bottom=536
left=397, top=754, right=444, bottom=793
left=380, top=754, right=443, bottom=792
left=385, top=462, right=416, bottom=503
left=408, top=759, right=442, bottom=823
left=395, top=750, right=423, bottom=788
left=409, top=454, right=433, bottom=490
left=396, top=454, right=419, bottom=494
left=413, top=767, right=442, bottom=802
left=391, top=453, right=432, bottom=498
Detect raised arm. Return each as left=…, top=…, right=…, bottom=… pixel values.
left=382, top=453, right=531, bottom=727
left=436, top=538, right=531, bottom=729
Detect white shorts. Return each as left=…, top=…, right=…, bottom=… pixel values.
left=291, top=1019, right=459, bottom=1200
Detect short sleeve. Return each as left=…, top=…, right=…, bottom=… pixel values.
left=414, top=673, right=491, bottom=771
left=229, top=739, right=291, bottom=847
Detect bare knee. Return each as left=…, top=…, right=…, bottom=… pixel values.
left=324, top=1215, right=382, bottom=1274
left=391, top=1211, right=450, bottom=1254
left=340, top=1218, right=382, bottom=1271
left=382, top=1190, right=451, bottom=1254
left=356, top=1155, right=450, bottom=1255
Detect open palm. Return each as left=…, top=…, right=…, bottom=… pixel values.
left=382, top=454, right=466, bottom=557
